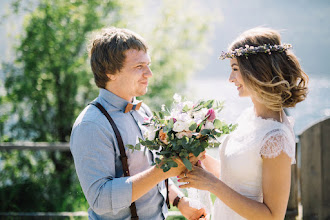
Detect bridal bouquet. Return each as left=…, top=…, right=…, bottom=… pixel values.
left=127, top=94, right=237, bottom=172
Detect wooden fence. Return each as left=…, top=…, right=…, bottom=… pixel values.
left=1, top=117, right=329, bottom=219
left=300, top=117, right=330, bottom=220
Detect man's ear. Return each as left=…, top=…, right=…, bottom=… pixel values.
left=107, top=73, right=117, bottom=81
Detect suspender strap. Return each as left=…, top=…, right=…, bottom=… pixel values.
left=89, top=101, right=139, bottom=220
left=165, top=179, right=170, bottom=209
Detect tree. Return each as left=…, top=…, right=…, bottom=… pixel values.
left=1, top=0, right=122, bottom=211
left=0, top=0, right=214, bottom=211
left=3, top=0, right=120, bottom=142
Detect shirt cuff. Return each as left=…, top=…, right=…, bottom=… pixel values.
left=111, top=176, right=132, bottom=211
left=168, top=178, right=175, bottom=186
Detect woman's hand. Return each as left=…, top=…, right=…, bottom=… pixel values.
left=178, top=161, right=219, bottom=191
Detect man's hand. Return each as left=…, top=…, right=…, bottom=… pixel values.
left=189, top=150, right=207, bottom=166
left=177, top=197, right=209, bottom=220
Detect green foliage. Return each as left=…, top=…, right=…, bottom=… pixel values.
left=136, top=0, right=213, bottom=109
left=0, top=150, right=88, bottom=211
left=1, top=0, right=121, bottom=212
left=3, top=0, right=120, bottom=142
left=0, top=0, right=214, bottom=213
left=130, top=98, right=237, bottom=173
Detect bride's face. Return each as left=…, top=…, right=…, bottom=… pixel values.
left=229, top=58, right=251, bottom=97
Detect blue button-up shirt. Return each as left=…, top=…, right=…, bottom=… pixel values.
left=70, top=89, right=168, bottom=219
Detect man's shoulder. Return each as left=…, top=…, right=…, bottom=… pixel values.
left=72, top=104, right=107, bottom=130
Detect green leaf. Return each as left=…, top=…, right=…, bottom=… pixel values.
left=182, top=104, right=189, bottom=112
left=230, top=123, right=238, bottom=131
left=158, top=150, right=172, bottom=155
left=213, top=119, right=222, bottom=129
left=204, top=100, right=214, bottom=109
left=181, top=157, right=192, bottom=171
left=126, top=144, right=136, bottom=153
left=201, top=141, right=208, bottom=149
left=168, top=118, right=174, bottom=129
left=200, top=129, right=211, bottom=135
left=155, top=158, right=162, bottom=164
left=189, top=122, right=198, bottom=131
left=168, top=160, right=178, bottom=168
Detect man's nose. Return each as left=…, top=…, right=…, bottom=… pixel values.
left=144, top=66, right=153, bottom=78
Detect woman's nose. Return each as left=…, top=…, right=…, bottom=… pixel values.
left=228, top=72, right=235, bottom=83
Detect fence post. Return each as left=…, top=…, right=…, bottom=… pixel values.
left=300, top=117, right=330, bottom=220
left=285, top=142, right=299, bottom=219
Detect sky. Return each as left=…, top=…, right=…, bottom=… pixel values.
left=186, top=0, right=330, bottom=135
left=1, top=0, right=329, bottom=135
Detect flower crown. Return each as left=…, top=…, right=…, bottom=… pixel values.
left=219, top=43, right=292, bottom=60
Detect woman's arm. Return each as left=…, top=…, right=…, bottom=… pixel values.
left=213, top=152, right=291, bottom=220
left=179, top=151, right=292, bottom=220
left=201, top=154, right=220, bottom=178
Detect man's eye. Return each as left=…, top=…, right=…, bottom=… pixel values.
left=137, top=65, right=143, bottom=69
left=233, top=68, right=238, bottom=71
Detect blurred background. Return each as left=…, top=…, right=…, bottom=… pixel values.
left=0, top=0, right=329, bottom=218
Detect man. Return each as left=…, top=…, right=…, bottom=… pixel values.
left=70, top=27, right=207, bottom=219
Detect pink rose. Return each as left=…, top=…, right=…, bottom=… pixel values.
left=144, top=116, right=152, bottom=124
left=206, top=109, right=216, bottom=121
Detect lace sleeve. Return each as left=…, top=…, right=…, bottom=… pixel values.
left=260, top=129, right=296, bottom=164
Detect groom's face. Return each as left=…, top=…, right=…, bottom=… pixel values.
left=108, top=49, right=152, bottom=101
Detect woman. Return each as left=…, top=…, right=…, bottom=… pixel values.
left=178, top=27, right=308, bottom=219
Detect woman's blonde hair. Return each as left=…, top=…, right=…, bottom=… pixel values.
left=229, top=27, right=308, bottom=111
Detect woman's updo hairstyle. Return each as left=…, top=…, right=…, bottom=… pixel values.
left=229, top=27, right=308, bottom=111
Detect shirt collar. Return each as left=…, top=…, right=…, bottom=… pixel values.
left=99, top=88, right=140, bottom=112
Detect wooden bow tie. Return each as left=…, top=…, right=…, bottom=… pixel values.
left=124, top=102, right=142, bottom=113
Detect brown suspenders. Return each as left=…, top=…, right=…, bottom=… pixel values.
left=90, top=101, right=139, bottom=220
left=90, top=101, right=171, bottom=219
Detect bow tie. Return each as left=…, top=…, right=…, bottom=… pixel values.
left=124, top=101, right=142, bottom=113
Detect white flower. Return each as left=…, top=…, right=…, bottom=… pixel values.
left=183, top=101, right=194, bottom=109
left=144, top=126, right=157, bottom=140
left=204, top=121, right=215, bottom=130
left=176, top=113, right=190, bottom=122
left=192, top=108, right=208, bottom=121
left=173, top=121, right=186, bottom=132
left=175, top=131, right=193, bottom=139
left=170, top=109, right=180, bottom=118
left=173, top=93, right=182, bottom=103
left=186, top=119, right=196, bottom=131
left=161, top=104, right=166, bottom=112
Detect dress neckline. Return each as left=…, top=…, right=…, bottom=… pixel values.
left=246, top=107, right=294, bottom=130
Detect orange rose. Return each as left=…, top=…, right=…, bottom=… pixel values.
left=159, top=129, right=169, bottom=145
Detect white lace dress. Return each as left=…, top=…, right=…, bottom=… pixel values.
left=212, top=107, right=296, bottom=219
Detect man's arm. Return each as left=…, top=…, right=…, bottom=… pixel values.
left=71, top=120, right=186, bottom=214
left=130, top=163, right=184, bottom=202
left=71, top=121, right=133, bottom=215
